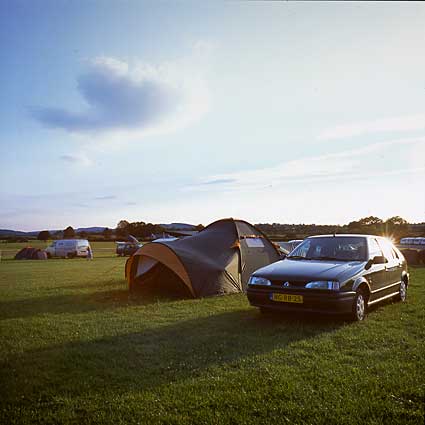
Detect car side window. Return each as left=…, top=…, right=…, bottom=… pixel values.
left=368, top=238, right=382, bottom=259
left=293, top=240, right=311, bottom=257
left=392, top=248, right=399, bottom=259
left=377, top=239, right=396, bottom=262
left=393, top=246, right=403, bottom=260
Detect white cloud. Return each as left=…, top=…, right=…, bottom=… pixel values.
left=33, top=53, right=210, bottom=144
left=188, top=136, right=425, bottom=192
left=93, top=195, right=117, bottom=201
left=318, top=113, right=425, bottom=140
left=91, top=56, right=129, bottom=76
left=59, top=152, right=93, bottom=166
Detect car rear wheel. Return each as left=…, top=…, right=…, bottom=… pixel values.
left=351, top=290, right=366, bottom=321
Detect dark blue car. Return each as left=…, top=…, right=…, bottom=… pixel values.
left=247, top=234, right=409, bottom=321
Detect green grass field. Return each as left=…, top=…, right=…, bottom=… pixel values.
left=0, top=250, right=424, bottom=424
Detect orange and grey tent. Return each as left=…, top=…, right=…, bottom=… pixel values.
left=126, top=218, right=282, bottom=298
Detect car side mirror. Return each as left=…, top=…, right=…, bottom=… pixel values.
left=365, top=255, right=387, bottom=270
left=373, top=255, right=387, bottom=264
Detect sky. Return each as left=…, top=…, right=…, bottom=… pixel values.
left=0, top=1, right=424, bottom=231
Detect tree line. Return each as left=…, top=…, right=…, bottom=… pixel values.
left=35, top=215, right=424, bottom=242
left=256, top=216, right=417, bottom=240
left=37, top=222, right=171, bottom=241
left=37, top=226, right=113, bottom=241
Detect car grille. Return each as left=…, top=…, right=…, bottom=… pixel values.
left=271, top=280, right=308, bottom=288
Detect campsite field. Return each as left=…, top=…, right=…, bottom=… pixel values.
left=0, top=254, right=424, bottom=424
left=0, top=241, right=117, bottom=259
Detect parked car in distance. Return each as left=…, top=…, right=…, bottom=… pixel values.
left=45, top=239, right=91, bottom=259
left=247, top=234, right=408, bottom=321
left=116, top=242, right=126, bottom=256
left=116, top=242, right=142, bottom=256
left=398, top=237, right=425, bottom=265
left=152, top=236, right=178, bottom=243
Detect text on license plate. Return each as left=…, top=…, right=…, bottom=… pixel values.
left=271, top=293, right=303, bottom=303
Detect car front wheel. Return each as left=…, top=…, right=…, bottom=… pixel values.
left=351, top=290, right=366, bottom=321
left=395, top=280, right=407, bottom=302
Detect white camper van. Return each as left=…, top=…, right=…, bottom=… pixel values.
left=45, top=239, right=91, bottom=258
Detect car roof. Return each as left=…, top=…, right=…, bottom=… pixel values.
left=58, top=239, right=85, bottom=242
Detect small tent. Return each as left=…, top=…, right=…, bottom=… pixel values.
left=126, top=218, right=282, bottom=298
left=15, top=247, right=48, bottom=260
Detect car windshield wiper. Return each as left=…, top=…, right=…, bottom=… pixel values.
left=286, top=255, right=313, bottom=260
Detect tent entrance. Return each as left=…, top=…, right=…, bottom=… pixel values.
left=133, top=262, right=193, bottom=299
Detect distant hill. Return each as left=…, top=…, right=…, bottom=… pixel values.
left=75, top=227, right=107, bottom=233
left=1, top=225, right=198, bottom=237
left=160, top=223, right=197, bottom=231
left=0, top=229, right=30, bottom=237
left=0, top=226, right=107, bottom=238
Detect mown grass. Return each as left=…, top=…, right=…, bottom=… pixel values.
left=0, top=255, right=424, bottom=424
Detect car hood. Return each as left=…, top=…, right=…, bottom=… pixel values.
left=253, top=258, right=366, bottom=282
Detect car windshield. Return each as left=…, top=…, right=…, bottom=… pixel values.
left=287, top=236, right=367, bottom=261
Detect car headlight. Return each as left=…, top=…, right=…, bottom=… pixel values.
left=305, top=281, right=340, bottom=290
left=248, top=276, right=272, bottom=286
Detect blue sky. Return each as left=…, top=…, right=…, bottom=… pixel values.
left=1, top=1, right=424, bottom=231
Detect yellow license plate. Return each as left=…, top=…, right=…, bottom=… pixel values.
left=271, top=293, right=303, bottom=304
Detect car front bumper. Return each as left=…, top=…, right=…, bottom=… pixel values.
left=247, top=287, right=356, bottom=315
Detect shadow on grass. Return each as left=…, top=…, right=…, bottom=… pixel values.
left=0, top=286, right=222, bottom=320
left=0, top=288, right=134, bottom=320
left=0, top=308, right=344, bottom=404
left=0, top=281, right=245, bottom=319
left=0, top=284, right=397, bottom=321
